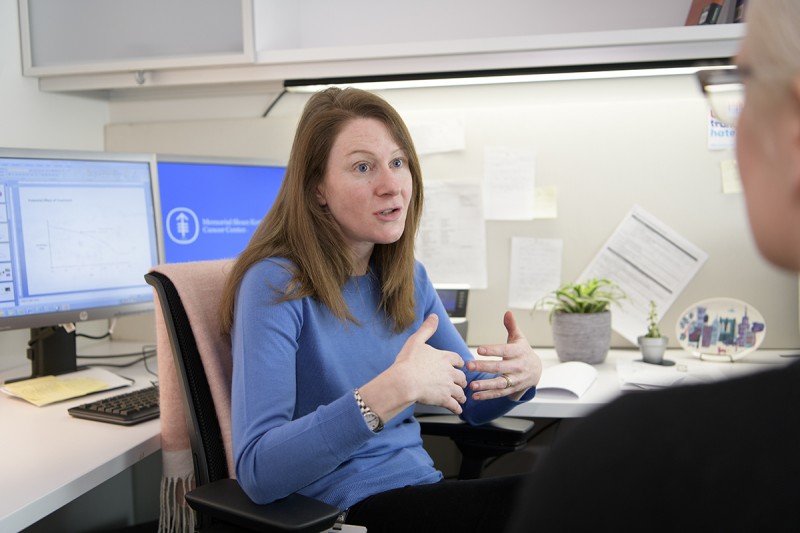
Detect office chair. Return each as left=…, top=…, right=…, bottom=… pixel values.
left=145, top=260, right=536, bottom=531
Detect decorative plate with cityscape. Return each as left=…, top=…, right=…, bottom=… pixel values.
left=675, top=297, right=766, bottom=362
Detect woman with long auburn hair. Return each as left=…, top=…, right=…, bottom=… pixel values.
left=220, top=87, right=542, bottom=531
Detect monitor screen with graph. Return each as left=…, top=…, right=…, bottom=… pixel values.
left=0, top=148, right=161, bottom=378
left=156, top=155, right=286, bottom=263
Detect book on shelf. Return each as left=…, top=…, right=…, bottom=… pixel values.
left=717, top=0, right=737, bottom=24
left=699, top=2, right=722, bottom=24
left=686, top=0, right=745, bottom=25
left=734, top=0, right=747, bottom=22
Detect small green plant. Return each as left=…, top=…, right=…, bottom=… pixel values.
left=644, top=300, right=662, bottom=338
left=534, top=278, right=625, bottom=321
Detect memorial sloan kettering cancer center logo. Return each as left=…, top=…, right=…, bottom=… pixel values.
left=166, top=207, right=200, bottom=245
left=166, top=207, right=260, bottom=245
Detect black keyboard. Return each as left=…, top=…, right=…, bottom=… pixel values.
left=68, top=385, right=160, bottom=426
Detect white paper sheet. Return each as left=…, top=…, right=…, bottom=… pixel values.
left=405, top=113, right=466, bottom=155
left=508, top=237, right=563, bottom=309
left=416, top=180, right=488, bottom=288
left=616, top=359, right=726, bottom=390
left=579, top=205, right=708, bottom=345
left=483, top=146, right=536, bottom=220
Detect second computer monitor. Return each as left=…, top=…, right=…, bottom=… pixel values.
left=156, top=156, right=285, bottom=263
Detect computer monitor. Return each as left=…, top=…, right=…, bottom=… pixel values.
left=0, top=148, right=161, bottom=378
left=434, top=284, right=470, bottom=341
left=155, top=155, right=285, bottom=263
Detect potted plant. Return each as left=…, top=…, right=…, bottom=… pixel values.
left=637, top=300, right=671, bottom=365
left=535, top=278, right=625, bottom=364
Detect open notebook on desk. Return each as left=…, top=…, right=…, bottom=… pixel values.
left=536, top=361, right=598, bottom=399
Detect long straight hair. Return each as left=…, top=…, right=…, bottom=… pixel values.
left=220, top=87, right=424, bottom=334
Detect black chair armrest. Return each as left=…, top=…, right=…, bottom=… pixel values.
left=185, top=478, right=341, bottom=533
left=418, top=414, right=535, bottom=446
left=418, top=414, right=537, bottom=480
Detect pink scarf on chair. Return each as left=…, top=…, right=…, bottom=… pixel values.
left=150, top=259, right=236, bottom=533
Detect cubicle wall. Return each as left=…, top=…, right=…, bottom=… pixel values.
left=106, top=73, right=800, bottom=350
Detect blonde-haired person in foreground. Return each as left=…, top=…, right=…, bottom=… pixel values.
left=220, top=86, right=543, bottom=532
left=508, top=0, right=800, bottom=530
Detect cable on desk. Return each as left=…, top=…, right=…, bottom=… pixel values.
left=77, top=345, right=159, bottom=379
left=75, top=317, right=118, bottom=340
left=76, top=331, right=111, bottom=340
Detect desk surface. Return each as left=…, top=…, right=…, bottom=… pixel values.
left=0, top=340, right=161, bottom=533
left=417, top=347, right=792, bottom=419
left=1, top=342, right=790, bottom=531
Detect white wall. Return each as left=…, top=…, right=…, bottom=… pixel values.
left=0, top=1, right=110, bottom=372
left=105, top=74, right=800, bottom=351
left=10, top=1, right=794, bottom=362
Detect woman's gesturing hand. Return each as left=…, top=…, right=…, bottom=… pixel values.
left=359, top=314, right=467, bottom=423
left=466, top=310, right=543, bottom=401
left=394, top=314, right=468, bottom=414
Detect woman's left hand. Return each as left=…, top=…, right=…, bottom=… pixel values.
left=465, top=310, right=543, bottom=401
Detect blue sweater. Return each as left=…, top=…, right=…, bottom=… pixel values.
left=231, top=258, right=536, bottom=510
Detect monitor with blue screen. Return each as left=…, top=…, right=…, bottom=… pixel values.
left=0, top=148, right=161, bottom=379
left=434, top=284, right=470, bottom=341
left=156, top=156, right=285, bottom=263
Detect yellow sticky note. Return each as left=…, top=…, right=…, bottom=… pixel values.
left=534, top=186, right=558, bottom=219
left=721, top=160, right=741, bottom=194
left=3, top=375, right=109, bottom=407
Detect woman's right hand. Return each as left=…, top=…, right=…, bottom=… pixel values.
left=393, top=314, right=468, bottom=413
left=358, top=314, right=468, bottom=421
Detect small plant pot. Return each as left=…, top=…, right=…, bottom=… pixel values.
left=551, top=311, right=612, bottom=364
left=638, top=336, right=668, bottom=364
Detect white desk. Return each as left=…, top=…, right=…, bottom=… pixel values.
left=417, top=347, right=792, bottom=419
left=0, top=341, right=161, bottom=533
left=1, top=342, right=790, bottom=531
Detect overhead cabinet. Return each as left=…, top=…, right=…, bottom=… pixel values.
left=18, top=0, right=744, bottom=94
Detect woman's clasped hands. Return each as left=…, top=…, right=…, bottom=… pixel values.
left=392, top=313, right=469, bottom=415
left=378, top=310, right=542, bottom=417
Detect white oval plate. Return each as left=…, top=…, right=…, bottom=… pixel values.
left=675, top=297, right=766, bottom=362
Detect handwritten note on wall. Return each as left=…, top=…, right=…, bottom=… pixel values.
left=508, top=237, right=563, bottom=309
left=406, top=113, right=466, bottom=156
left=483, top=146, right=536, bottom=220
left=416, top=180, right=488, bottom=288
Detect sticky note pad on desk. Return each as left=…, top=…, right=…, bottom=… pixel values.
left=1, top=368, right=131, bottom=407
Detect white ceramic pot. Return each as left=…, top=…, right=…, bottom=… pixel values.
left=551, top=311, right=612, bottom=364
left=637, top=336, right=669, bottom=364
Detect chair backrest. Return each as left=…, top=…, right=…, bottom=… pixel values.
left=146, top=259, right=236, bottom=488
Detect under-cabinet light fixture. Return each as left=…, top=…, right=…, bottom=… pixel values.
left=284, top=61, right=735, bottom=93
